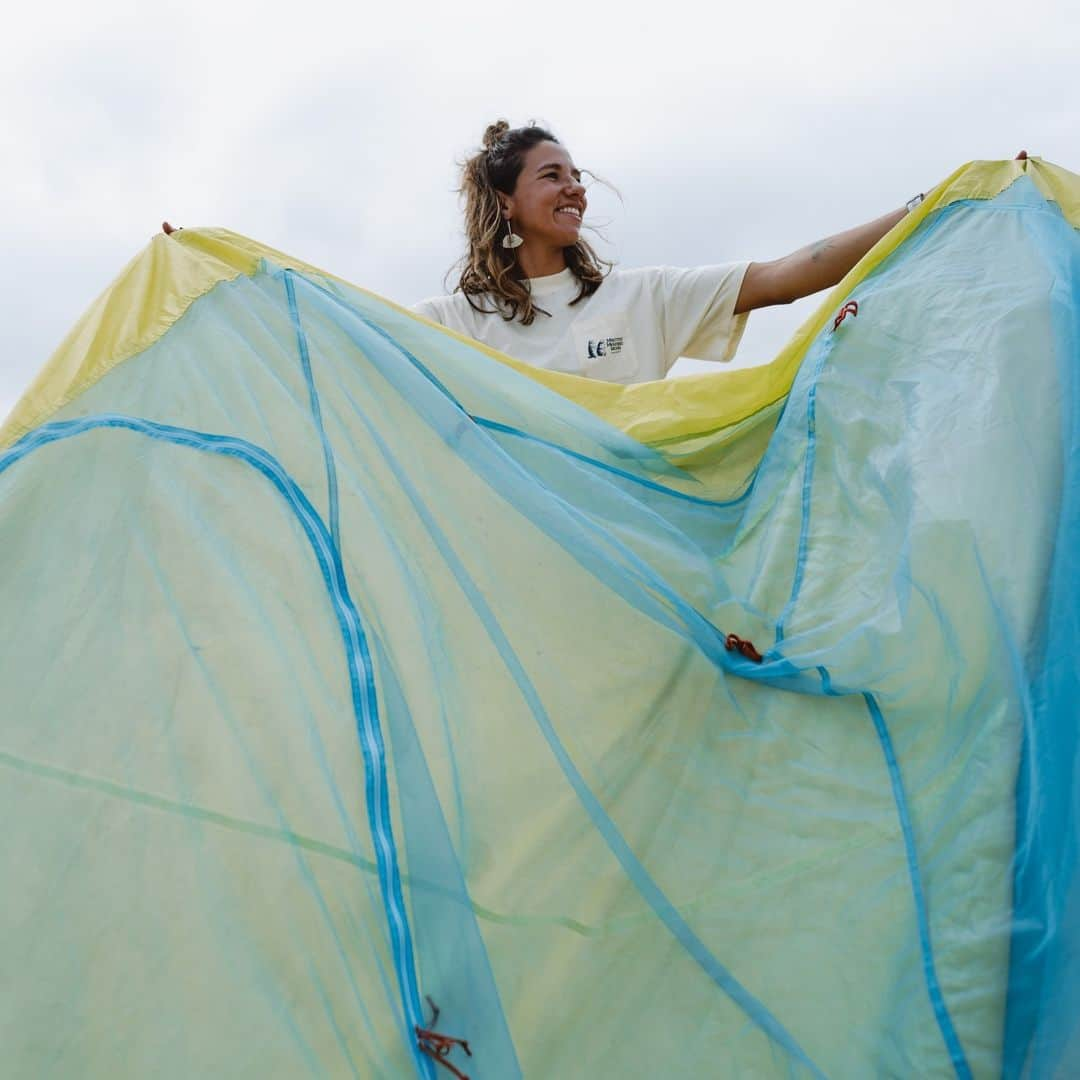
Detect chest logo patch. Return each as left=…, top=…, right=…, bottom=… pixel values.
left=586, top=336, right=624, bottom=360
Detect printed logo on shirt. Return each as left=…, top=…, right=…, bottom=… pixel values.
left=573, top=312, right=638, bottom=382
left=586, top=336, right=624, bottom=360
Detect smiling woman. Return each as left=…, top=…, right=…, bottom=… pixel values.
left=414, top=119, right=916, bottom=384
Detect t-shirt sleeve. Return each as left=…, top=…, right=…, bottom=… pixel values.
left=654, top=262, right=750, bottom=370
left=411, top=297, right=445, bottom=324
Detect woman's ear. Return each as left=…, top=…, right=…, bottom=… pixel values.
left=498, top=195, right=513, bottom=219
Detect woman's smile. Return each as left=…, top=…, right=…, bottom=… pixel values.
left=504, top=141, right=588, bottom=258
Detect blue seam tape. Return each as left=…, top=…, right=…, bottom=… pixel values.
left=347, top=399, right=827, bottom=1079
left=782, top=222, right=971, bottom=1074
left=283, top=270, right=342, bottom=551
left=0, top=415, right=434, bottom=1079
left=472, top=415, right=754, bottom=509
left=289, top=282, right=828, bottom=1070
left=289, top=273, right=777, bottom=680
left=817, top=663, right=972, bottom=1075
left=774, top=337, right=831, bottom=646
left=861, top=692, right=972, bottom=1079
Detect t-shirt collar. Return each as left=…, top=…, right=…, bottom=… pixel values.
left=527, top=267, right=576, bottom=297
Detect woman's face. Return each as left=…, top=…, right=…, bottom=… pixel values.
left=503, top=141, right=587, bottom=252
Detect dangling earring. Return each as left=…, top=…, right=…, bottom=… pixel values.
left=502, top=218, right=523, bottom=250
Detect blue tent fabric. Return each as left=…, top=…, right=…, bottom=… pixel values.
left=1, top=167, right=1079, bottom=1077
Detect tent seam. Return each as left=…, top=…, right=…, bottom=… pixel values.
left=284, top=270, right=342, bottom=549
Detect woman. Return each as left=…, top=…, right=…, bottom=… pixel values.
left=414, top=120, right=922, bottom=384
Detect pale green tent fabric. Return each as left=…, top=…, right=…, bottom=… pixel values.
left=2, top=161, right=1079, bottom=1078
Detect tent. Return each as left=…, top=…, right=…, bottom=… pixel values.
left=1, top=157, right=1078, bottom=1077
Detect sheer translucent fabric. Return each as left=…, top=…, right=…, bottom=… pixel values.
left=1, top=165, right=1078, bottom=1078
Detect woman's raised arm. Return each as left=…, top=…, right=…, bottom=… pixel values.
left=734, top=205, right=908, bottom=314
left=735, top=152, right=1031, bottom=315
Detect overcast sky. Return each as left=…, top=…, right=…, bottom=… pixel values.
left=2, top=0, right=1075, bottom=421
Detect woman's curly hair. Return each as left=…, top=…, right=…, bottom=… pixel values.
left=452, top=120, right=611, bottom=325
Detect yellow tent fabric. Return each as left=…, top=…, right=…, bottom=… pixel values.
left=6, top=156, right=1074, bottom=455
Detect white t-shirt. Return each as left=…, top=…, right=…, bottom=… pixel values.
left=413, top=263, right=750, bottom=384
